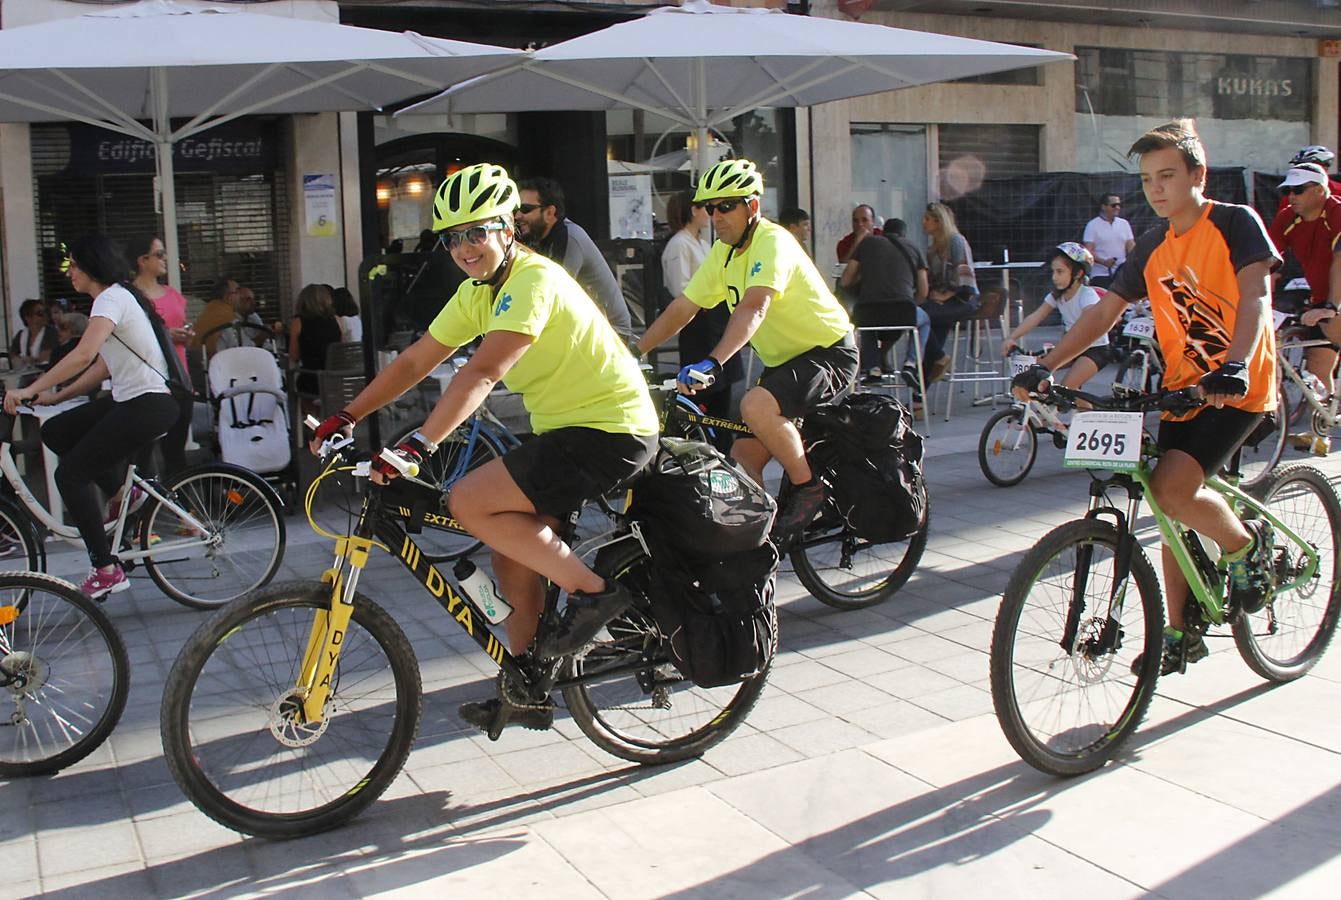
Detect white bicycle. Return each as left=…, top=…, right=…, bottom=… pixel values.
left=0, top=408, right=286, bottom=609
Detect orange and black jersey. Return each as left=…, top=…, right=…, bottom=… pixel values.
left=1109, top=200, right=1280, bottom=417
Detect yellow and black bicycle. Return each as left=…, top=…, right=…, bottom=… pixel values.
left=159, top=429, right=770, bottom=839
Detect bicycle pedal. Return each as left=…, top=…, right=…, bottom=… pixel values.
left=486, top=706, right=509, bottom=742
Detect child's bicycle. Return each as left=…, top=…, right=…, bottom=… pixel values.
left=0, top=571, right=129, bottom=776
left=978, top=351, right=1071, bottom=487
left=990, top=384, right=1341, bottom=776
left=159, top=423, right=770, bottom=838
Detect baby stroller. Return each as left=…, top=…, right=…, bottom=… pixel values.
left=207, top=346, right=295, bottom=503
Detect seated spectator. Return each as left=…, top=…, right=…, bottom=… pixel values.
left=837, top=204, right=881, bottom=263
left=332, top=287, right=363, bottom=343
left=216, top=285, right=271, bottom=351
left=921, top=202, right=979, bottom=381
left=48, top=312, right=89, bottom=373
left=10, top=299, right=58, bottom=367
left=191, top=277, right=241, bottom=355
left=289, top=283, right=343, bottom=399
left=44, top=297, right=72, bottom=333
left=777, top=207, right=811, bottom=251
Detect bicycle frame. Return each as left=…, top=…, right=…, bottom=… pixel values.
left=658, top=387, right=755, bottom=438
left=0, top=441, right=211, bottom=563
left=1083, top=454, right=1320, bottom=630
left=1277, top=335, right=1340, bottom=428
left=295, top=467, right=645, bottom=725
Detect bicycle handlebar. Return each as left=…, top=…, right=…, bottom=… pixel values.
left=1033, top=384, right=1205, bottom=416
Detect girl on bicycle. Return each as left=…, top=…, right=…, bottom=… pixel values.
left=2, top=235, right=179, bottom=599
left=1002, top=243, right=1111, bottom=390
left=311, top=164, right=658, bottom=733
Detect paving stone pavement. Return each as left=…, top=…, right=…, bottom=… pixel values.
left=4, top=363, right=1341, bottom=898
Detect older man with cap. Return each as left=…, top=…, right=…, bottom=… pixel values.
left=1269, top=162, right=1341, bottom=453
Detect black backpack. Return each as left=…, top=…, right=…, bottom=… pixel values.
left=805, top=393, right=928, bottom=543
left=627, top=438, right=776, bottom=557
left=640, top=527, right=778, bottom=688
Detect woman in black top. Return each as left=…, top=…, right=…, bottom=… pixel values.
left=288, top=283, right=342, bottom=398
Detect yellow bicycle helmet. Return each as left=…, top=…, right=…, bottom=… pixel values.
left=432, top=163, right=520, bottom=232
left=693, top=158, right=764, bottom=203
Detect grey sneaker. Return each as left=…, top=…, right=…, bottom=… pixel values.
left=1132, top=627, right=1209, bottom=677
left=1226, top=519, right=1276, bottom=614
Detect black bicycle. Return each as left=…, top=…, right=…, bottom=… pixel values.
left=652, top=378, right=928, bottom=610
left=160, top=430, right=772, bottom=839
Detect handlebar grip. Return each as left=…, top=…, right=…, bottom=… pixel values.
left=304, top=415, right=322, bottom=432
left=378, top=447, right=419, bottom=478
left=687, top=368, right=716, bottom=387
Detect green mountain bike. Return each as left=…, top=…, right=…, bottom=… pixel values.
left=990, top=385, right=1341, bottom=776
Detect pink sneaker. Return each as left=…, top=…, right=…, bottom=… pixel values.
left=81, top=565, right=129, bottom=600
left=104, top=486, right=147, bottom=525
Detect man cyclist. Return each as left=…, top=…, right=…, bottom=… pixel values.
left=1267, top=162, right=1341, bottom=454
left=1014, top=119, right=1281, bottom=676
left=1275, top=146, right=1341, bottom=215
left=311, top=163, right=658, bottom=733
left=637, top=158, right=858, bottom=542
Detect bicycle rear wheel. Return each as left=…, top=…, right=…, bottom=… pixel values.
left=990, top=519, right=1164, bottom=776
left=1234, top=465, right=1341, bottom=681
left=563, top=541, right=771, bottom=764
left=141, top=464, right=286, bottom=610
left=0, top=572, right=128, bottom=776
left=1235, top=369, right=1287, bottom=489
left=978, top=409, right=1037, bottom=487
left=389, top=422, right=504, bottom=563
left=161, top=582, right=421, bottom=838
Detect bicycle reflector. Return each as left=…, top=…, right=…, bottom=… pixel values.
left=226, top=489, right=244, bottom=506
left=0, top=605, right=18, bottom=626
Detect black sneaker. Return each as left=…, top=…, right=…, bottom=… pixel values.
left=771, top=480, right=826, bottom=547
left=459, top=697, right=555, bottom=733
left=1226, top=519, right=1276, bottom=614
left=1132, top=628, right=1209, bottom=677
left=540, top=580, right=634, bottom=658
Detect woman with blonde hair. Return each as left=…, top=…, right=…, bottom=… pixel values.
left=920, top=201, right=979, bottom=380
left=289, top=283, right=342, bottom=398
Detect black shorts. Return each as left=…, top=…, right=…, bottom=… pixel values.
left=1075, top=345, right=1113, bottom=371
left=502, top=427, right=657, bottom=518
left=1157, top=406, right=1265, bottom=476
left=756, top=335, right=860, bottom=419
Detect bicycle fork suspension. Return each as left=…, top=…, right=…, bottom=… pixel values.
left=1062, top=487, right=1141, bottom=655
left=295, top=535, right=373, bottom=723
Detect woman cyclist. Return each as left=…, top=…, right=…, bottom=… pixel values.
left=311, top=163, right=658, bottom=734
left=3, top=235, right=180, bottom=599
left=1002, top=242, right=1111, bottom=391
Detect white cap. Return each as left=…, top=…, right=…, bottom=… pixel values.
left=1279, top=164, right=1328, bottom=189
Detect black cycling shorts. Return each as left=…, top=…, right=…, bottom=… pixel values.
left=502, top=427, right=657, bottom=519
left=756, top=335, right=860, bottom=419
left=1074, top=345, right=1113, bottom=372
left=1157, top=406, right=1265, bottom=476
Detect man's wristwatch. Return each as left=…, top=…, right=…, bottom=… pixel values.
left=409, top=430, right=439, bottom=454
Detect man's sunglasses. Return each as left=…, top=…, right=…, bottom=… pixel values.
left=701, top=198, right=746, bottom=216
left=438, top=221, right=506, bottom=250
left=516, top=203, right=543, bottom=214
left=1283, top=184, right=1317, bottom=196
left=1105, top=201, right=1122, bottom=208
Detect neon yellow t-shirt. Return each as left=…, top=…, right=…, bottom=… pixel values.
left=682, top=218, right=851, bottom=368
left=428, top=251, right=657, bottom=436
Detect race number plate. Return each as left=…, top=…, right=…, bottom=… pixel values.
left=1008, top=354, right=1037, bottom=376
left=1064, top=411, right=1144, bottom=470
left=1122, top=317, right=1156, bottom=340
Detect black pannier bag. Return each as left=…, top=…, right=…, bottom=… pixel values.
left=804, top=393, right=928, bottom=543
left=626, top=437, right=776, bottom=556
left=626, top=438, right=779, bottom=687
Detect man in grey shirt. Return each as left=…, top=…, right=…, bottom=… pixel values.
left=515, top=177, right=633, bottom=339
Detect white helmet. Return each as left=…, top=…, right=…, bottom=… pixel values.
left=1291, top=145, right=1335, bottom=168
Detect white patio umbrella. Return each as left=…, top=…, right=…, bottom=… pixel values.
left=402, top=0, right=1072, bottom=174
left=0, top=0, right=524, bottom=288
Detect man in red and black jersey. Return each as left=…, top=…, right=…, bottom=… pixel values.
left=1014, top=119, right=1280, bottom=676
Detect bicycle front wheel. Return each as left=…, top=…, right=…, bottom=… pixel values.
left=160, top=582, right=422, bottom=838
left=142, top=465, right=286, bottom=610
left=0, top=572, right=129, bottom=776
left=563, top=541, right=771, bottom=764
left=990, top=519, right=1164, bottom=777
left=978, top=409, right=1038, bottom=487
left=1234, top=465, right=1341, bottom=681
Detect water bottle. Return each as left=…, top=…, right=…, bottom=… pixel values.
left=453, top=559, right=512, bottom=624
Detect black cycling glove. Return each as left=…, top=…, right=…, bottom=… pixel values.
left=1011, top=364, right=1053, bottom=394
left=1199, top=361, right=1250, bottom=398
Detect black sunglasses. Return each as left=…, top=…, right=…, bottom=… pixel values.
left=516, top=203, right=542, bottom=214
left=702, top=198, right=746, bottom=216
left=1106, top=201, right=1122, bottom=208
left=1283, top=184, right=1317, bottom=196
left=438, top=221, right=506, bottom=250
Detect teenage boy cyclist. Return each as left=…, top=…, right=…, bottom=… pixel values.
left=637, top=158, right=858, bottom=542
left=1014, top=119, right=1281, bottom=675
left=311, top=164, right=659, bottom=732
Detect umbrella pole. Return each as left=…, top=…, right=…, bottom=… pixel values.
left=693, top=59, right=710, bottom=177
left=156, top=141, right=182, bottom=293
